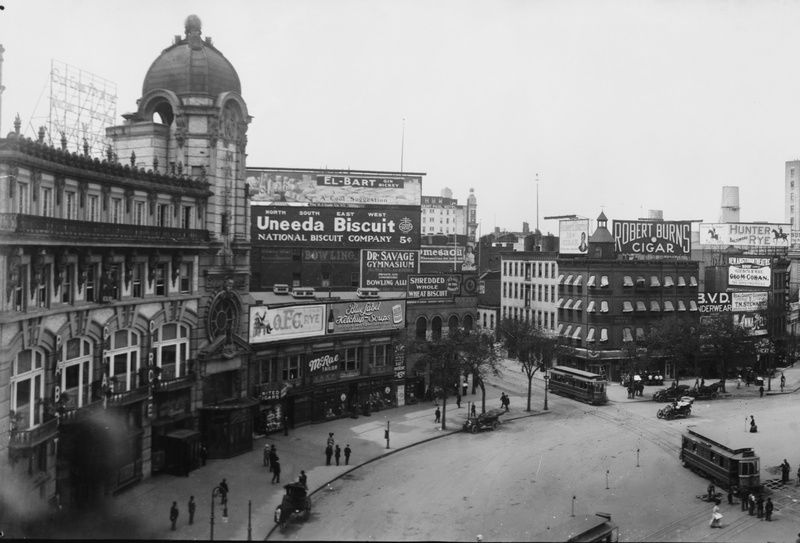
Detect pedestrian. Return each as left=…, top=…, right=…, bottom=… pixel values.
left=462, top=381, right=468, bottom=396
left=759, top=385, right=764, bottom=398
left=219, top=478, right=229, bottom=504
left=748, top=493, right=756, bottom=516
left=271, top=459, right=281, bottom=484
left=504, top=394, right=510, bottom=412
left=344, top=444, right=351, bottom=465
left=263, top=443, right=270, bottom=467
left=470, top=403, right=477, bottom=418
left=750, top=415, right=758, bottom=433
left=456, top=394, right=461, bottom=408
left=170, top=501, right=179, bottom=531
left=325, top=444, right=333, bottom=465
left=740, top=487, right=748, bottom=511
left=737, top=374, right=742, bottom=389
left=434, top=407, right=441, bottom=424
left=200, top=443, right=208, bottom=466
left=709, top=504, right=722, bottom=528
left=269, top=445, right=278, bottom=472
left=781, top=373, right=786, bottom=392
left=707, top=484, right=716, bottom=502
left=700, top=377, right=705, bottom=388
left=299, top=470, right=307, bottom=488
left=782, top=459, right=791, bottom=484
left=727, top=486, right=735, bottom=505
left=694, top=378, right=699, bottom=390
left=188, top=495, right=195, bottom=525
left=335, top=444, right=341, bottom=466
left=283, top=414, right=289, bottom=436
left=756, top=494, right=764, bottom=518
left=765, top=497, right=774, bottom=521
left=327, top=432, right=335, bottom=448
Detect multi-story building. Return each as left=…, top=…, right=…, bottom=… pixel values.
left=420, top=187, right=477, bottom=240
left=0, top=15, right=252, bottom=511
left=786, top=161, right=800, bottom=229
left=499, top=252, right=560, bottom=336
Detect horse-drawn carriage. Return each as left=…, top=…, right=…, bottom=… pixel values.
left=274, top=482, right=311, bottom=529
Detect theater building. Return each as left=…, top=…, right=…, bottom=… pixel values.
left=0, top=15, right=252, bottom=510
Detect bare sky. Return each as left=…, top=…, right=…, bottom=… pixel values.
left=1, top=0, right=797, bottom=235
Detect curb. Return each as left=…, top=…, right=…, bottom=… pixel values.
left=264, top=410, right=548, bottom=540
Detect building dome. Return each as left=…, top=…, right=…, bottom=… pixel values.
left=142, top=15, right=241, bottom=97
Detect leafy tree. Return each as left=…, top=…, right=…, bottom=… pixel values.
left=500, top=318, right=557, bottom=412
left=459, top=330, right=502, bottom=414
left=698, top=314, right=750, bottom=392
left=642, top=315, right=699, bottom=386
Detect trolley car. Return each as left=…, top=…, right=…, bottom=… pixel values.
left=679, top=427, right=761, bottom=492
left=548, top=366, right=608, bottom=405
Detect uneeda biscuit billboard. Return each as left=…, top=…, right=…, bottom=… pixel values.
left=612, top=220, right=692, bottom=255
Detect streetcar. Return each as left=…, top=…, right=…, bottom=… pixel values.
left=547, top=366, right=608, bottom=405
left=679, top=426, right=761, bottom=492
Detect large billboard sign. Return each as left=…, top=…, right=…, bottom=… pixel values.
left=249, top=304, right=327, bottom=344
left=699, top=223, right=791, bottom=248
left=247, top=168, right=422, bottom=206
left=728, top=262, right=771, bottom=288
left=407, top=274, right=463, bottom=299
left=252, top=205, right=420, bottom=249
left=731, top=291, right=768, bottom=312
left=612, top=220, right=692, bottom=255
left=326, top=300, right=406, bottom=335
left=697, top=292, right=732, bottom=313
left=559, top=219, right=590, bottom=255
left=360, top=249, right=419, bottom=290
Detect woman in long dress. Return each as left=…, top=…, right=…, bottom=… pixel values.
left=709, top=504, right=723, bottom=528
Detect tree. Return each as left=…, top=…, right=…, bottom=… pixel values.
left=500, top=318, right=557, bottom=412
left=459, top=330, right=502, bottom=414
left=642, top=315, right=699, bottom=386
left=699, top=314, right=750, bottom=392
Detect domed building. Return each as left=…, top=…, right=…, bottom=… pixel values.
left=0, top=15, right=254, bottom=516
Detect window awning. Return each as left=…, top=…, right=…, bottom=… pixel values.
left=600, top=275, right=609, bottom=288
left=623, top=301, right=634, bottom=313
left=650, top=300, right=661, bottom=312
left=564, top=325, right=573, bottom=338
left=586, top=328, right=596, bottom=342
left=623, top=276, right=633, bottom=287
left=600, top=300, right=609, bottom=313
left=564, top=274, right=574, bottom=286
left=622, top=328, right=633, bottom=342
left=556, top=323, right=564, bottom=335
left=635, top=276, right=646, bottom=287
left=689, top=276, right=698, bottom=287
left=587, top=275, right=596, bottom=288
left=563, top=299, right=574, bottom=310
left=664, top=300, right=675, bottom=312
left=650, top=276, right=661, bottom=287
left=600, top=328, right=609, bottom=343
left=555, top=298, right=564, bottom=308
left=636, top=327, right=646, bottom=341
left=689, top=300, right=699, bottom=311
left=557, top=274, right=565, bottom=285
left=677, top=276, right=687, bottom=287
left=664, top=276, right=674, bottom=287
left=586, top=300, right=596, bottom=313
left=572, top=326, right=582, bottom=339
left=573, top=275, right=583, bottom=287
left=572, top=299, right=583, bottom=311
left=636, top=301, right=647, bottom=312
left=677, top=300, right=687, bottom=311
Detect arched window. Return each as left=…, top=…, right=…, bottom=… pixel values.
left=60, top=337, right=94, bottom=409
left=11, top=349, right=45, bottom=429
left=448, top=315, right=460, bottom=336
left=463, top=314, right=474, bottom=333
left=415, top=317, right=427, bottom=340
left=432, top=317, right=443, bottom=341
left=153, top=323, right=189, bottom=379
left=105, top=329, right=141, bottom=392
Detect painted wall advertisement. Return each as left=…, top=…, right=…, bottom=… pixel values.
left=733, top=312, right=767, bottom=336
left=420, top=245, right=464, bottom=263
left=731, top=291, right=768, bottom=312
left=728, top=262, right=771, bottom=288
left=407, top=274, right=462, bottom=299
left=699, top=223, right=790, bottom=248
left=559, top=219, right=590, bottom=255
left=360, top=249, right=419, bottom=290
left=247, top=168, right=423, bottom=206
left=249, top=304, right=327, bottom=344
left=612, top=220, right=692, bottom=255
left=326, top=300, right=406, bottom=335
left=252, top=205, right=420, bottom=249
left=308, top=352, right=341, bottom=384
left=697, top=291, right=768, bottom=313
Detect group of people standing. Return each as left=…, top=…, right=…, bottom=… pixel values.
left=263, top=443, right=281, bottom=483
left=324, top=432, right=352, bottom=466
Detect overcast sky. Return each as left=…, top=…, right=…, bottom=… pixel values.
left=1, top=0, right=797, bottom=235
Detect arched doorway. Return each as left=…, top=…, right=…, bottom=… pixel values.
left=448, top=315, right=460, bottom=337
left=431, top=317, right=442, bottom=341
left=415, top=317, right=428, bottom=340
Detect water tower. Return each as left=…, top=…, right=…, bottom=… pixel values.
left=720, top=186, right=740, bottom=223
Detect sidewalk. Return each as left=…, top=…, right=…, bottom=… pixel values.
left=108, top=387, right=529, bottom=541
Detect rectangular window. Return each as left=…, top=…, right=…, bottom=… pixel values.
left=36, top=264, right=50, bottom=308
left=373, top=344, right=388, bottom=368
left=17, top=183, right=30, bottom=214
left=344, top=347, right=360, bottom=372
left=182, top=205, right=193, bottom=229
left=282, top=355, right=301, bottom=380
left=134, top=202, right=145, bottom=226
left=157, top=203, right=170, bottom=227
left=260, top=358, right=279, bottom=383
left=179, top=262, right=192, bottom=294
left=60, top=263, right=73, bottom=304
left=41, top=187, right=53, bottom=217
left=111, top=198, right=122, bottom=224
left=154, top=263, right=167, bottom=296
left=84, top=264, right=97, bottom=302
left=13, top=264, right=27, bottom=311
left=88, top=195, right=99, bottom=222
left=131, top=262, right=143, bottom=297
left=102, top=265, right=120, bottom=302
left=65, top=191, right=77, bottom=220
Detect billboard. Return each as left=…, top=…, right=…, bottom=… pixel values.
left=247, top=168, right=422, bottom=206
left=733, top=312, right=767, bottom=336
left=728, top=263, right=771, bottom=288
left=612, top=220, right=692, bottom=255
left=252, top=205, right=420, bottom=249
left=697, top=292, right=732, bottom=313
left=326, top=300, right=406, bottom=335
left=360, top=249, right=419, bottom=289
left=407, top=274, right=462, bottom=299
left=699, top=223, right=791, bottom=248
left=731, top=291, right=768, bottom=312
left=249, top=304, right=327, bottom=344
left=559, top=219, right=590, bottom=255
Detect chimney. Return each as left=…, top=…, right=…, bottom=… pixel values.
left=522, top=222, right=530, bottom=233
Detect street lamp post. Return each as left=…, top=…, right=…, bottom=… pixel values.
left=543, top=370, right=549, bottom=411
left=210, top=485, right=228, bottom=541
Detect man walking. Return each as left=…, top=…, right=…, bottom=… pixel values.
left=299, top=470, right=308, bottom=489
left=271, top=459, right=281, bottom=484
left=782, top=459, right=791, bottom=484
left=188, top=496, right=195, bottom=525
left=325, top=444, right=333, bottom=465
left=765, top=497, right=774, bottom=521
left=434, top=407, right=441, bottom=424
left=334, top=444, right=342, bottom=466
left=269, top=445, right=279, bottom=473
left=344, top=444, right=351, bottom=465
left=219, top=478, right=229, bottom=504
left=169, top=501, right=179, bottom=531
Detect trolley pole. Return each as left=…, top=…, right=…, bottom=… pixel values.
left=247, top=500, right=252, bottom=541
